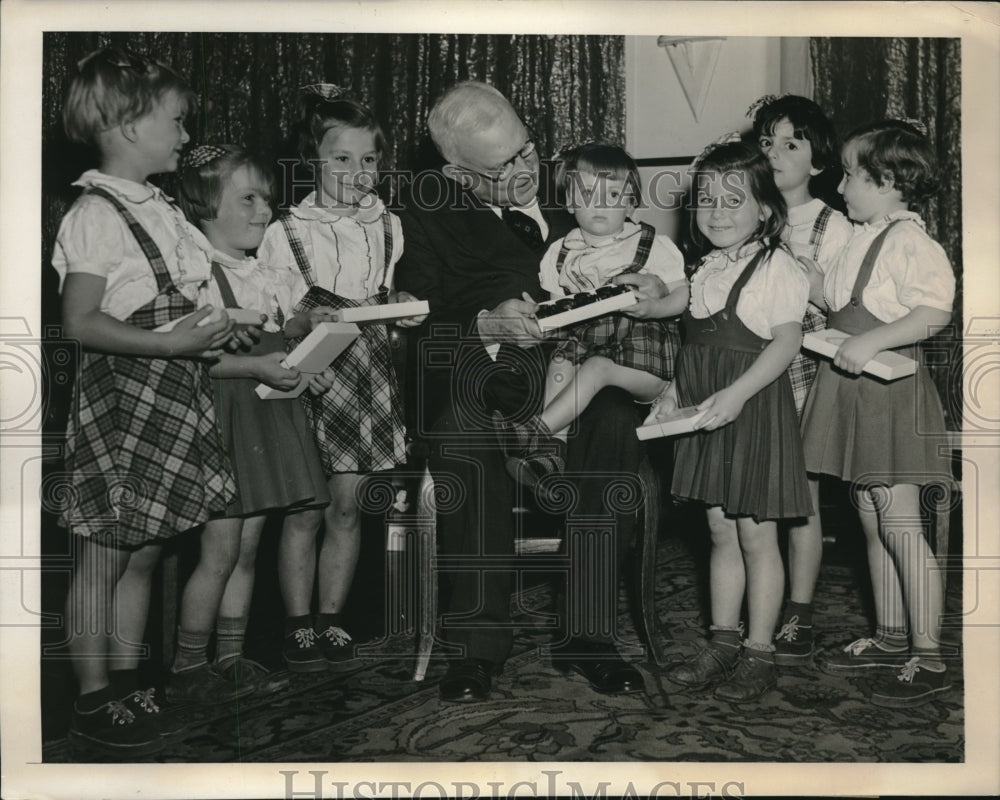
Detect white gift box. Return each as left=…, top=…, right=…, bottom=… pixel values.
left=802, top=328, right=917, bottom=381
left=255, top=321, right=361, bottom=400
left=154, top=307, right=265, bottom=332
left=636, top=406, right=706, bottom=440
left=335, top=300, right=429, bottom=325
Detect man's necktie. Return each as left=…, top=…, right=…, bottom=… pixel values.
left=501, top=206, right=544, bottom=250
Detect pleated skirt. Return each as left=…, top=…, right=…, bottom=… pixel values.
left=800, top=361, right=953, bottom=487
left=672, top=343, right=812, bottom=521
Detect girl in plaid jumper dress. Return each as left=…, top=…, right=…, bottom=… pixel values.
left=257, top=86, right=425, bottom=670
left=497, top=144, right=689, bottom=485
left=649, top=142, right=811, bottom=703
left=54, top=49, right=239, bottom=756
left=752, top=95, right=854, bottom=664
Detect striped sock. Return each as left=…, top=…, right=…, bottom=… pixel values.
left=172, top=628, right=211, bottom=672
left=214, top=615, right=248, bottom=668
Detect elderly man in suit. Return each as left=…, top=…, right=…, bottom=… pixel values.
left=396, top=81, right=666, bottom=703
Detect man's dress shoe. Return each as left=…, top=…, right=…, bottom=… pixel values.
left=439, top=658, right=498, bottom=703
left=551, top=639, right=645, bottom=694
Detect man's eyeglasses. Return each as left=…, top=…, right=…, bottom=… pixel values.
left=455, top=137, right=537, bottom=184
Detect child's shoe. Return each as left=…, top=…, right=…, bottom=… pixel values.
left=314, top=623, right=358, bottom=671
left=666, top=643, right=739, bottom=689
left=120, top=687, right=185, bottom=739
left=816, top=636, right=910, bottom=676
left=165, top=663, right=245, bottom=705
left=283, top=625, right=327, bottom=673
left=714, top=649, right=777, bottom=703
left=869, top=657, right=952, bottom=708
left=216, top=656, right=292, bottom=694
left=773, top=613, right=814, bottom=665
left=68, top=696, right=164, bottom=756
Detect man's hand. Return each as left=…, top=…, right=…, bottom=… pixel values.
left=614, top=272, right=668, bottom=319
left=477, top=294, right=544, bottom=348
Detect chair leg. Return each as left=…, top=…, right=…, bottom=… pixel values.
left=636, top=456, right=667, bottom=666
left=413, top=465, right=436, bottom=681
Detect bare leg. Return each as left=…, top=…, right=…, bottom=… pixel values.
left=278, top=507, right=324, bottom=616
left=109, top=542, right=163, bottom=671
left=787, top=477, right=823, bottom=603
left=66, top=539, right=129, bottom=695
left=706, top=506, right=744, bottom=629
left=856, top=486, right=908, bottom=633
left=317, top=473, right=363, bottom=613
left=218, top=515, right=266, bottom=620
left=541, top=355, right=666, bottom=436
left=175, top=518, right=242, bottom=639
left=878, top=483, right=944, bottom=653
left=736, top=517, right=784, bottom=645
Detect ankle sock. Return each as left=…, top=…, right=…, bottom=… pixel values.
left=75, top=684, right=117, bottom=712
left=744, top=640, right=776, bottom=659
left=215, top=614, right=248, bottom=667
left=783, top=601, right=813, bottom=628
left=284, top=615, right=313, bottom=636
left=172, top=628, right=211, bottom=672
left=874, top=625, right=909, bottom=652
left=708, top=626, right=741, bottom=652
left=912, top=647, right=946, bottom=671
left=108, top=668, right=139, bottom=698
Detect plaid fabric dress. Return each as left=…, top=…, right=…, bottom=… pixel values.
left=60, top=187, right=236, bottom=548
left=279, top=213, right=406, bottom=475
left=786, top=204, right=834, bottom=417
left=554, top=221, right=679, bottom=381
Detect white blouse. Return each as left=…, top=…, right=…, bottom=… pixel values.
left=52, top=170, right=212, bottom=321
left=258, top=191, right=404, bottom=306
left=823, top=211, right=955, bottom=323
left=539, top=221, right=686, bottom=297
left=199, top=250, right=304, bottom=334
left=784, top=198, right=854, bottom=274
left=689, top=243, right=810, bottom=340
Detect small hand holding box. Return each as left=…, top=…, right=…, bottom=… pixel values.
left=254, top=321, right=361, bottom=399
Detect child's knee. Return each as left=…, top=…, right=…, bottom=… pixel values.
left=581, top=355, right=614, bottom=378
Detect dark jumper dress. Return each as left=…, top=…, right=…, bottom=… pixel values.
left=800, top=220, right=953, bottom=487
left=672, top=247, right=812, bottom=521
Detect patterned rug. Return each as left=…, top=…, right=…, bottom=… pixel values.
left=42, top=524, right=964, bottom=764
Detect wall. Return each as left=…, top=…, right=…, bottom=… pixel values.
left=625, top=36, right=798, bottom=240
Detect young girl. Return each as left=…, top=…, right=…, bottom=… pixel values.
left=802, top=121, right=955, bottom=708
left=258, top=84, right=425, bottom=671
left=752, top=95, right=854, bottom=664
left=53, top=48, right=237, bottom=755
left=648, top=141, right=812, bottom=703
left=495, top=143, right=689, bottom=484
left=165, top=144, right=331, bottom=701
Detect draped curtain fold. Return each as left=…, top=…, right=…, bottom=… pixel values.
left=810, top=37, right=962, bottom=425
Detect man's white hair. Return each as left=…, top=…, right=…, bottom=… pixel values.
left=427, top=81, right=518, bottom=165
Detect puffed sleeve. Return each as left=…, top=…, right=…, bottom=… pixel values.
left=814, top=210, right=855, bottom=274
left=52, top=197, right=129, bottom=286
left=642, top=235, right=687, bottom=286
left=538, top=240, right=565, bottom=298
left=257, top=219, right=307, bottom=307
left=885, top=223, right=955, bottom=314
left=384, top=210, right=405, bottom=290
left=757, top=248, right=810, bottom=330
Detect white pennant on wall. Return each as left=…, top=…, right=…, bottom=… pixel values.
left=657, top=36, right=726, bottom=122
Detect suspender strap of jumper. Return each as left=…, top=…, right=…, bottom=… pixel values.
left=807, top=204, right=834, bottom=262
left=554, top=220, right=655, bottom=278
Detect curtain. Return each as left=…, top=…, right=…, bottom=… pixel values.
left=42, top=32, right=624, bottom=266
left=810, top=37, right=962, bottom=425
